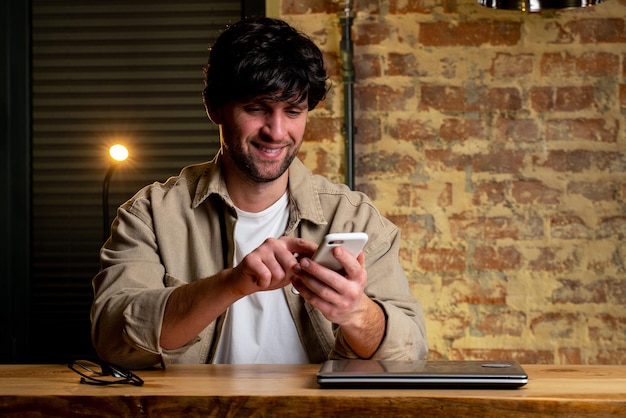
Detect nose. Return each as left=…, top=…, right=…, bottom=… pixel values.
left=261, top=111, right=287, bottom=141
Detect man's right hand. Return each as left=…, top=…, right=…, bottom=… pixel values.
left=160, top=236, right=317, bottom=350
left=230, top=236, right=318, bottom=297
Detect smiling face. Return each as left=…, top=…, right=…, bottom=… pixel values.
left=214, top=96, right=309, bottom=185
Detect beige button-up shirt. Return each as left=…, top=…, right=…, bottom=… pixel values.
left=91, top=155, right=428, bottom=369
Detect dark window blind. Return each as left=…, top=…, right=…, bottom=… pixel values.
left=31, top=0, right=243, bottom=362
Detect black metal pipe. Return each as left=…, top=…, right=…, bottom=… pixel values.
left=338, top=2, right=355, bottom=189
left=102, top=165, right=116, bottom=242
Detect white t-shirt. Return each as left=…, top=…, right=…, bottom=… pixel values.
left=212, top=192, right=309, bottom=364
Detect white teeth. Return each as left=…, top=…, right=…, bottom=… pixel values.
left=260, top=147, right=280, bottom=154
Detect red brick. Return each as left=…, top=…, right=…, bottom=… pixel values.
left=607, top=279, right=626, bottom=304
left=533, top=150, right=592, bottom=172
left=387, top=52, right=421, bottom=77
left=551, top=278, right=608, bottom=304
left=596, top=216, right=626, bottom=239
left=586, top=249, right=619, bottom=273
left=356, top=150, right=417, bottom=176
left=530, top=311, right=580, bottom=334
left=555, top=86, right=595, bottom=111
left=568, top=181, right=619, bottom=201
left=440, top=119, right=485, bottom=142
left=388, top=118, right=437, bottom=142
left=322, top=51, right=340, bottom=78
left=472, top=246, right=521, bottom=271
left=386, top=213, right=435, bottom=241
left=541, top=52, right=577, bottom=77
left=354, top=117, right=381, bottom=144
left=483, top=87, right=522, bottom=111
left=511, top=180, right=560, bottom=205
left=420, top=86, right=521, bottom=112
left=472, top=181, right=507, bottom=205
left=494, top=118, right=540, bottom=143
left=491, top=52, right=534, bottom=78
left=354, top=53, right=381, bottom=79
left=303, top=117, right=342, bottom=143
left=550, top=215, right=594, bottom=240
left=355, top=182, right=377, bottom=199
left=354, top=21, right=391, bottom=46
left=593, top=151, right=626, bottom=172
left=477, top=150, right=525, bottom=174
left=425, top=149, right=524, bottom=174
left=529, top=87, right=552, bottom=112
left=476, top=310, right=526, bottom=336
left=417, top=247, right=466, bottom=273
left=419, top=21, right=521, bottom=47
left=527, top=247, right=575, bottom=273
left=546, top=119, right=618, bottom=143
left=594, top=349, right=626, bottom=365
left=589, top=314, right=626, bottom=340
left=356, top=84, right=414, bottom=111
left=565, top=18, right=626, bottom=44
left=530, top=86, right=595, bottom=111
left=577, top=52, right=620, bottom=76
left=449, top=214, right=544, bottom=240
left=420, top=85, right=468, bottom=112
left=541, top=52, right=619, bottom=77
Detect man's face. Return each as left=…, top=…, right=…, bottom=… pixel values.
left=217, top=96, right=309, bottom=184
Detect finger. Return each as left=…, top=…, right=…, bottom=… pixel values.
left=332, top=247, right=363, bottom=276
left=239, top=258, right=273, bottom=289
left=282, top=236, right=318, bottom=257
left=297, top=258, right=343, bottom=297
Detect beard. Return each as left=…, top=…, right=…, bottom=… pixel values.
left=226, top=137, right=300, bottom=183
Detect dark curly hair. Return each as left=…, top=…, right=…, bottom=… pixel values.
left=203, top=17, right=329, bottom=113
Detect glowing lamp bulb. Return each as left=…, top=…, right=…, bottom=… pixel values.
left=109, top=144, right=128, bottom=162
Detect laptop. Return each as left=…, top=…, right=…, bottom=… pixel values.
left=317, top=359, right=528, bottom=389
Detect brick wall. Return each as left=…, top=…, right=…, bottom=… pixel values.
left=279, top=0, right=626, bottom=364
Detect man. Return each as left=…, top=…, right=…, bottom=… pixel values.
left=91, top=17, right=427, bottom=369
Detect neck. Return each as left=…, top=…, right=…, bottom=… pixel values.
left=224, top=170, right=289, bottom=213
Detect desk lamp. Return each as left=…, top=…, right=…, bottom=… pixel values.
left=102, top=144, right=129, bottom=241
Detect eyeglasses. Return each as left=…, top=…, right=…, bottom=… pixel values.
left=68, top=360, right=144, bottom=386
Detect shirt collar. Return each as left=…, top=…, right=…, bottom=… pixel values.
left=192, top=154, right=327, bottom=226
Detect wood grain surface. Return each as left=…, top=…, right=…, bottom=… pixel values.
left=1, top=364, right=625, bottom=417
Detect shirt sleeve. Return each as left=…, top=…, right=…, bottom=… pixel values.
left=91, top=199, right=197, bottom=369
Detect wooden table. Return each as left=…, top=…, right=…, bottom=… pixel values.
left=1, top=364, right=625, bottom=417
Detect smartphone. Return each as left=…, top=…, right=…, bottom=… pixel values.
left=311, top=232, right=368, bottom=271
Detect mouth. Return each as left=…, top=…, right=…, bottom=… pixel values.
left=254, top=143, right=286, bottom=158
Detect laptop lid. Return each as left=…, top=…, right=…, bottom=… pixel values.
left=317, top=359, right=528, bottom=389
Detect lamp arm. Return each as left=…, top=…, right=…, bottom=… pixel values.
left=102, top=165, right=117, bottom=242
